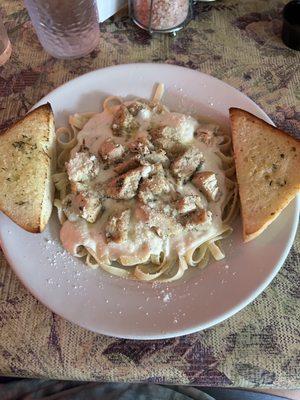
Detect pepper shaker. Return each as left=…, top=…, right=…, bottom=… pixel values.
left=129, top=0, right=192, bottom=34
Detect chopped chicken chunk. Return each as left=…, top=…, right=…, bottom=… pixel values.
left=127, top=101, right=150, bottom=116
left=106, top=209, right=131, bottom=243
left=138, top=164, right=170, bottom=203
left=128, top=137, right=153, bottom=155
left=150, top=113, right=197, bottom=152
left=99, top=138, right=124, bottom=163
left=181, top=209, right=212, bottom=231
left=115, top=149, right=169, bottom=176
left=112, top=105, right=139, bottom=136
left=176, top=195, right=203, bottom=214
left=138, top=203, right=182, bottom=237
left=170, top=148, right=204, bottom=182
left=74, top=191, right=103, bottom=223
left=145, top=149, right=169, bottom=167
left=62, top=192, right=102, bottom=223
left=106, top=165, right=153, bottom=200
left=114, top=155, right=144, bottom=175
left=66, top=151, right=100, bottom=183
left=192, top=171, right=220, bottom=202
left=150, top=126, right=182, bottom=154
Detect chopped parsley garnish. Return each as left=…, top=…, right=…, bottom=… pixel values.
left=12, top=141, right=26, bottom=150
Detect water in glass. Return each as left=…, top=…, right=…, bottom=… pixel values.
left=24, top=0, right=100, bottom=59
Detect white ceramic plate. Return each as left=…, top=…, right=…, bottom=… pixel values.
left=0, top=64, right=299, bottom=340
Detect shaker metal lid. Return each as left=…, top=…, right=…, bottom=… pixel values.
left=282, top=0, right=300, bottom=50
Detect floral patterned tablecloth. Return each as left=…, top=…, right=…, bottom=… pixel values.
left=0, top=0, right=299, bottom=388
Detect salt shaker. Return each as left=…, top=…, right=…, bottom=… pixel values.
left=129, top=0, right=192, bottom=34
left=24, top=0, right=100, bottom=59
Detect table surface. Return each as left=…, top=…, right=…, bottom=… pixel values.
left=0, top=0, right=300, bottom=388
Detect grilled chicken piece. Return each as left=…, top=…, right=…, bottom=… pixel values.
left=128, top=136, right=153, bottom=156
left=138, top=164, right=170, bottom=203
left=192, top=171, right=220, bottom=202
left=106, top=165, right=153, bottom=200
left=138, top=203, right=182, bottom=238
left=145, top=149, right=169, bottom=167
left=127, top=101, right=150, bottom=116
left=115, top=149, right=169, bottom=176
left=112, top=105, right=139, bottom=136
left=150, top=126, right=180, bottom=154
left=114, top=155, right=144, bottom=175
left=66, top=151, right=100, bottom=183
left=106, top=209, right=131, bottom=243
left=74, top=191, right=103, bottom=223
left=170, top=148, right=204, bottom=182
left=99, top=138, right=124, bottom=163
left=62, top=192, right=103, bottom=223
left=181, top=209, right=212, bottom=231
left=176, top=195, right=203, bottom=214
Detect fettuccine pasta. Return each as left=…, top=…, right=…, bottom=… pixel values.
left=53, top=85, right=238, bottom=282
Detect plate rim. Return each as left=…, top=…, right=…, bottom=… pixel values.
left=2, top=63, right=299, bottom=340
left=34, top=63, right=274, bottom=125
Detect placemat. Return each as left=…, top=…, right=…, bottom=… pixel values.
left=0, top=0, right=299, bottom=387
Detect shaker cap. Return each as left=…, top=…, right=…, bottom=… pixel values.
left=282, top=0, right=300, bottom=50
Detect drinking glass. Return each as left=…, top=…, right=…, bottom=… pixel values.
left=24, top=0, right=100, bottom=59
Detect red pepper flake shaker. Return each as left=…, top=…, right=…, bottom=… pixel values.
left=129, top=0, right=192, bottom=35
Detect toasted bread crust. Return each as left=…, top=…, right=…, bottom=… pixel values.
left=230, top=107, right=298, bottom=143
left=0, top=104, right=52, bottom=137
left=230, top=107, right=300, bottom=242
left=0, top=104, right=55, bottom=233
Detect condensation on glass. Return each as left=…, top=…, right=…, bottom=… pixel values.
left=129, top=0, right=192, bottom=34
left=24, top=0, right=100, bottom=59
left=0, top=16, right=12, bottom=66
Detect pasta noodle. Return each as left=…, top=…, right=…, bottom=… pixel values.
left=52, top=172, right=68, bottom=199
left=152, top=83, right=165, bottom=103
left=56, top=127, right=77, bottom=149
left=103, top=96, right=123, bottom=113
left=53, top=199, right=66, bottom=224
left=69, top=113, right=96, bottom=130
